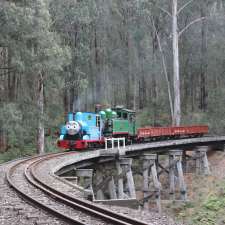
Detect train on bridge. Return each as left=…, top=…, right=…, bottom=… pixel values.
left=57, top=106, right=208, bottom=150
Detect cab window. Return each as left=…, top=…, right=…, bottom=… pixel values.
left=117, top=112, right=121, bottom=118
left=96, top=115, right=100, bottom=127
left=122, top=113, right=128, bottom=119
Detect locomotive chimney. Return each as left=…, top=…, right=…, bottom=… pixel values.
left=95, top=104, right=102, bottom=113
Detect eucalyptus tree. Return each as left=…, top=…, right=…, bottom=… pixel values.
left=30, top=0, right=70, bottom=153
left=148, top=0, right=206, bottom=125
left=0, top=0, right=70, bottom=154
left=49, top=0, right=95, bottom=112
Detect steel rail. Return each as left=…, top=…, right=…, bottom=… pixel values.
left=0, top=150, right=74, bottom=167
left=6, top=153, right=87, bottom=225
left=4, top=136, right=225, bottom=225
left=6, top=152, right=147, bottom=225
left=28, top=156, right=147, bottom=225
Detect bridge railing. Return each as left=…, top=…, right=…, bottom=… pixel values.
left=105, top=137, right=126, bottom=150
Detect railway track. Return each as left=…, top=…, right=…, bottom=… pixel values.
left=4, top=136, right=225, bottom=225
left=6, top=153, right=148, bottom=225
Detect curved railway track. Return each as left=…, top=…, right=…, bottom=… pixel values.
left=6, top=153, right=148, bottom=225
left=4, top=136, right=225, bottom=225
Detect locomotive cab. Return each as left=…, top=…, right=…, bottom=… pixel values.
left=103, top=106, right=136, bottom=138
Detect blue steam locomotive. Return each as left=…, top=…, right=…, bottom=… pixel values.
left=57, top=111, right=106, bottom=149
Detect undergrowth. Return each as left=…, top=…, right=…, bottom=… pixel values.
left=0, top=137, right=59, bottom=163
left=174, top=179, right=225, bottom=225
left=190, top=192, right=225, bottom=225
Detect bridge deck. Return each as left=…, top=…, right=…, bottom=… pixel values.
left=99, top=136, right=225, bottom=157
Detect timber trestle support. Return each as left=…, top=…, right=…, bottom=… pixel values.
left=91, top=145, right=211, bottom=213
left=194, top=146, right=210, bottom=175
left=142, top=154, right=162, bottom=213
left=168, top=150, right=187, bottom=201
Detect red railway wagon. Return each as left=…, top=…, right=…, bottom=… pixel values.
left=137, top=125, right=209, bottom=140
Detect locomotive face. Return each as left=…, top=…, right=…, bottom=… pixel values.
left=66, top=121, right=80, bottom=135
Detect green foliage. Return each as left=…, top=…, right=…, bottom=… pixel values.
left=0, top=0, right=71, bottom=154
left=182, top=88, right=225, bottom=134
left=175, top=179, right=225, bottom=225
left=0, top=146, right=36, bottom=164
left=203, top=196, right=225, bottom=211
left=136, top=104, right=171, bottom=127
left=45, top=137, right=59, bottom=153
left=1, top=0, right=225, bottom=159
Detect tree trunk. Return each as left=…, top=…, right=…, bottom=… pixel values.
left=152, top=32, right=158, bottom=125
left=127, top=31, right=132, bottom=109
left=89, top=28, right=96, bottom=109
left=191, top=73, right=195, bottom=112
left=94, top=28, right=102, bottom=104
left=37, top=72, right=45, bottom=154
left=63, top=88, right=69, bottom=115
left=172, top=0, right=181, bottom=126
left=0, top=128, right=7, bottom=152
left=6, top=48, right=17, bottom=102
left=138, top=60, right=146, bottom=109
left=132, top=44, right=139, bottom=111
left=152, top=20, right=174, bottom=121
left=199, top=1, right=208, bottom=111
left=0, top=47, right=9, bottom=151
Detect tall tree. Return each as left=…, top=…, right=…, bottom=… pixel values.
left=172, top=0, right=181, bottom=126
left=29, top=0, right=70, bottom=153
left=153, top=0, right=206, bottom=125
left=199, top=0, right=208, bottom=111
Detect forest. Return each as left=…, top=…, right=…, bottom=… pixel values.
left=0, top=0, right=225, bottom=158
